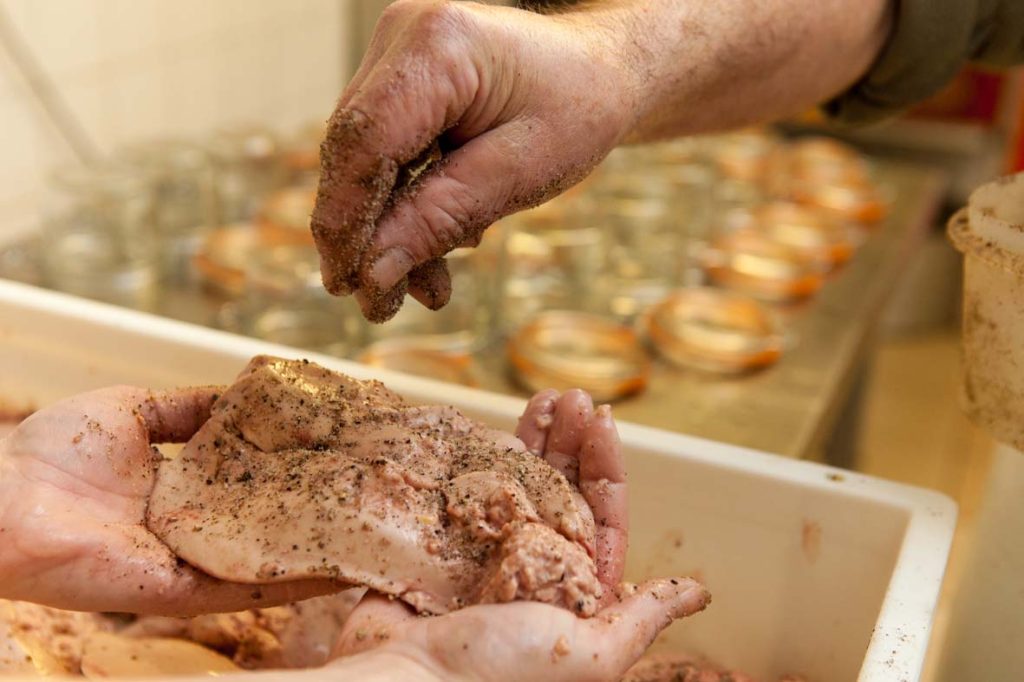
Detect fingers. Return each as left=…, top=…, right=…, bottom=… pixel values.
left=544, top=390, right=594, bottom=485
left=579, top=405, right=628, bottom=595
left=133, top=386, right=224, bottom=444
left=312, top=107, right=401, bottom=296
left=353, top=275, right=409, bottom=324
left=355, top=123, right=525, bottom=307
left=591, top=578, right=711, bottom=673
left=168, top=570, right=342, bottom=618
left=407, top=258, right=452, bottom=311
left=334, top=592, right=417, bottom=658
left=313, top=25, right=472, bottom=300
left=30, top=523, right=342, bottom=617
left=514, top=389, right=560, bottom=456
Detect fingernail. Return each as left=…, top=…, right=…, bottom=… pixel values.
left=369, top=246, right=415, bottom=292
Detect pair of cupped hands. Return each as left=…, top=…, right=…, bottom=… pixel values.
left=0, top=383, right=707, bottom=682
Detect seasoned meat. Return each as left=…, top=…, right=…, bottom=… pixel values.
left=147, top=356, right=601, bottom=616
left=123, top=590, right=364, bottom=669
left=0, top=600, right=115, bottom=675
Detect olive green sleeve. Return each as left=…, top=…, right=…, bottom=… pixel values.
left=827, top=0, right=1024, bottom=124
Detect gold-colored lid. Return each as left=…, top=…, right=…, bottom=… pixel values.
left=258, top=186, right=317, bottom=236
left=744, top=202, right=859, bottom=267
left=645, top=287, right=784, bottom=373
left=507, top=311, right=649, bottom=401
left=359, top=338, right=478, bottom=387
left=790, top=179, right=887, bottom=224
left=193, top=223, right=315, bottom=296
left=701, top=229, right=825, bottom=301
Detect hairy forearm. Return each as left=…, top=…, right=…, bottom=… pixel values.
left=562, top=0, right=893, bottom=139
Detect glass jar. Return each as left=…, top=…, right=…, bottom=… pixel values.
left=216, top=238, right=364, bottom=358
left=704, top=130, right=777, bottom=214
left=641, top=141, right=719, bottom=284
left=507, top=310, right=649, bottom=402
left=206, top=126, right=286, bottom=224
left=121, top=139, right=217, bottom=282
left=588, top=172, right=683, bottom=320
left=39, top=162, right=159, bottom=309
left=364, top=247, right=489, bottom=352
left=281, top=121, right=326, bottom=186
left=496, top=202, right=607, bottom=333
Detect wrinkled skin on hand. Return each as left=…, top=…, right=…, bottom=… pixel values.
left=333, top=578, right=709, bottom=682
left=311, top=0, right=635, bottom=321
left=329, top=390, right=710, bottom=682
left=0, top=386, right=338, bottom=615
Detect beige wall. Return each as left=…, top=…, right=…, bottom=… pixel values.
left=0, top=0, right=351, bottom=244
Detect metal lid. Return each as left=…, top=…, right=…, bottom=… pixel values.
left=645, top=287, right=784, bottom=373
left=359, top=338, right=478, bottom=386
left=259, top=186, right=316, bottom=235
left=790, top=179, right=887, bottom=224
left=507, top=311, right=649, bottom=401
left=193, top=223, right=314, bottom=296
left=743, top=202, right=859, bottom=267
left=701, top=230, right=825, bottom=301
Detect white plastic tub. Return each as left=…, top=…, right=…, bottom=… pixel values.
left=0, top=279, right=956, bottom=681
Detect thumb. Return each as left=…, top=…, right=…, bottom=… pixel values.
left=334, top=592, right=418, bottom=658
left=354, top=120, right=551, bottom=322
left=132, top=386, right=225, bottom=444
left=589, top=578, right=711, bottom=675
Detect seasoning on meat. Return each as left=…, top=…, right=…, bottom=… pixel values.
left=147, top=356, right=602, bottom=616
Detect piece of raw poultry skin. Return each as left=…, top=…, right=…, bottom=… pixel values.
left=123, top=590, right=365, bottom=669
left=147, top=356, right=601, bottom=616
left=0, top=601, right=116, bottom=675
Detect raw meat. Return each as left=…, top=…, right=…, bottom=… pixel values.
left=122, top=590, right=364, bottom=669
left=0, top=600, right=115, bottom=675
left=147, top=356, right=601, bottom=616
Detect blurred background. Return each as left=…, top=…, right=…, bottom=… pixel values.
left=0, top=0, right=356, bottom=244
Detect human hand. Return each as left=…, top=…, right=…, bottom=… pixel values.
left=334, top=579, right=708, bottom=682
left=311, top=0, right=637, bottom=321
left=330, top=390, right=709, bottom=682
left=0, top=386, right=338, bottom=615
left=514, top=388, right=628, bottom=600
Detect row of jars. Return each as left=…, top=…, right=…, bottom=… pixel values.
left=34, top=125, right=887, bottom=396
left=37, top=122, right=324, bottom=308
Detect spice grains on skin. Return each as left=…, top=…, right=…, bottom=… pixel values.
left=147, top=356, right=601, bottom=616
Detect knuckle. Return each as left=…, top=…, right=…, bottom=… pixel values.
left=376, top=0, right=416, bottom=29
left=381, top=0, right=467, bottom=41
left=414, top=1, right=467, bottom=39
left=408, top=183, right=480, bottom=258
